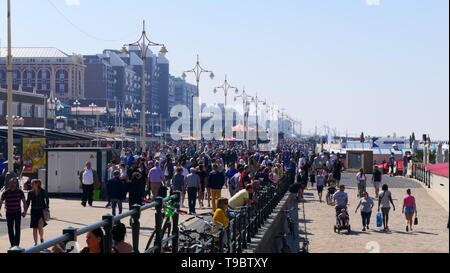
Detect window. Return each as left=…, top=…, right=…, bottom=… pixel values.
left=59, top=84, right=65, bottom=92
left=12, top=102, right=19, bottom=116
left=34, top=105, right=45, bottom=118
left=0, top=100, right=4, bottom=116
left=22, top=104, right=33, bottom=118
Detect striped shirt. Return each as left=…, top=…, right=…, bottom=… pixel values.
left=1, top=189, right=25, bottom=214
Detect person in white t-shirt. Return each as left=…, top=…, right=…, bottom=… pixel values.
left=378, top=184, right=396, bottom=232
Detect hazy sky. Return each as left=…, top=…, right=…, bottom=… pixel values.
left=1, top=0, right=448, bottom=139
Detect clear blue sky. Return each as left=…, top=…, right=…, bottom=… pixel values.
left=1, top=0, right=448, bottom=139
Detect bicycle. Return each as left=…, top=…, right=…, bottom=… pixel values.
left=145, top=199, right=187, bottom=252
left=178, top=216, right=226, bottom=253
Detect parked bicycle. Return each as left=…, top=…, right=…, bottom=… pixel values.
left=145, top=198, right=187, bottom=252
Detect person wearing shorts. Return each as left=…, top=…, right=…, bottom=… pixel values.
left=378, top=184, right=396, bottom=231
left=402, top=189, right=417, bottom=232
left=372, top=166, right=382, bottom=198
left=316, top=172, right=325, bottom=203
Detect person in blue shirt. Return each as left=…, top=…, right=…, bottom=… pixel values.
left=226, top=163, right=238, bottom=187
left=125, top=151, right=135, bottom=167
left=0, top=153, right=6, bottom=173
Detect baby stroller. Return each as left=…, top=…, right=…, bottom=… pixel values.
left=326, top=185, right=336, bottom=205
left=334, top=207, right=351, bottom=234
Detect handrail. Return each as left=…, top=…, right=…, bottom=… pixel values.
left=10, top=174, right=290, bottom=254
left=179, top=174, right=291, bottom=253
left=11, top=193, right=180, bottom=254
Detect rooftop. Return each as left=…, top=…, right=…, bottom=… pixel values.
left=0, top=47, right=70, bottom=58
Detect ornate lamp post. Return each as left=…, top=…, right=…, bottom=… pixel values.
left=73, top=99, right=81, bottom=130
left=123, top=20, right=167, bottom=152
left=89, top=103, right=97, bottom=130
left=182, top=55, right=215, bottom=97
left=214, top=75, right=238, bottom=142
left=235, top=88, right=252, bottom=148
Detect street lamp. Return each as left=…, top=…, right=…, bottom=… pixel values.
left=151, top=112, right=158, bottom=135
left=213, top=75, right=238, bottom=142
left=182, top=55, right=215, bottom=97
left=251, top=94, right=266, bottom=149
left=182, top=55, right=214, bottom=146
left=89, top=103, right=97, bottom=130
left=235, top=88, right=252, bottom=148
left=6, top=0, right=14, bottom=172
left=213, top=75, right=239, bottom=108
left=123, top=20, right=167, bottom=152
left=134, top=109, right=141, bottom=131
left=73, top=99, right=81, bottom=130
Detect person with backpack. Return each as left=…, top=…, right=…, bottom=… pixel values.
left=378, top=184, right=396, bottom=232
left=226, top=163, right=239, bottom=195
left=107, top=170, right=127, bottom=216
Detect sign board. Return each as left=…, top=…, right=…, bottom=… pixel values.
left=372, top=138, right=407, bottom=149
left=22, top=138, right=46, bottom=174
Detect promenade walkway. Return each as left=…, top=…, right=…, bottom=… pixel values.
left=0, top=191, right=229, bottom=253
left=299, top=173, right=449, bottom=253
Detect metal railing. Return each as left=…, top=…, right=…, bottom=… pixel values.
left=412, top=164, right=431, bottom=188
left=182, top=174, right=291, bottom=254
left=8, top=193, right=181, bottom=254
left=9, top=174, right=291, bottom=254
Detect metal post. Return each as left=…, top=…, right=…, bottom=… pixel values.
left=102, top=214, right=114, bottom=254
left=231, top=219, right=237, bottom=253
left=6, top=0, right=14, bottom=173
left=63, top=227, right=78, bottom=253
left=130, top=204, right=142, bottom=253
left=154, top=197, right=163, bottom=253
left=172, top=191, right=181, bottom=253
left=141, top=55, right=146, bottom=152
left=237, top=213, right=242, bottom=253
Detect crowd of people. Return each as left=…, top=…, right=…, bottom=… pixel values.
left=0, top=139, right=426, bottom=252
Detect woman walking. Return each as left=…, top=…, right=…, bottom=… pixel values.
left=402, top=189, right=417, bottom=232
left=24, top=179, right=49, bottom=245
left=356, top=169, right=367, bottom=198
left=355, top=192, right=374, bottom=231
left=378, top=184, right=396, bottom=232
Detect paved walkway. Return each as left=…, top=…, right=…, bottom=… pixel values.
left=299, top=173, right=449, bottom=253
left=0, top=190, right=230, bottom=253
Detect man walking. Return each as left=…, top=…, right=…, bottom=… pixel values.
left=0, top=178, right=27, bottom=248
left=208, top=164, right=226, bottom=212
left=106, top=170, right=126, bottom=216
left=186, top=168, right=201, bottom=215
left=148, top=161, right=166, bottom=200
left=79, top=162, right=99, bottom=207
left=388, top=152, right=396, bottom=177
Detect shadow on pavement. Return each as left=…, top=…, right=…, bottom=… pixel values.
left=412, top=231, right=439, bottom=236
left=50, top=218, right=89, bottom=227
